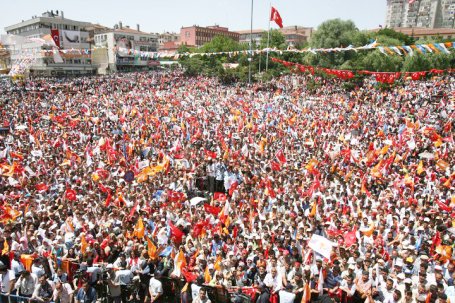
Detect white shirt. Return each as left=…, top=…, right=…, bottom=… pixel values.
left=263, top=273, right=282, bottom=292
left=52, top=283, right=73, bottom=303
left=11, top=259, right=25, bottom=277
left=148, top=277, right=163, bottom=297
left=1, top=269, right=16, bottom=293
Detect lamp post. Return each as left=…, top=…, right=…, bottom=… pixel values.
left=248, top=0, right=253, bottom=84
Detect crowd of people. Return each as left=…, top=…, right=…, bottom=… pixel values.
left=0, top=70, right=454, bottom=303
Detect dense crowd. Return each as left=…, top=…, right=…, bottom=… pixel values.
left=0, top=70, right=454, bottom=303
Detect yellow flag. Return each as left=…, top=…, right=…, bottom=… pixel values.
left=309, top=202, right=317, bottom=217
left=417, top=161, right=424, bottom=175
left=380, top=145, right=389, bottom=155
left=133, top=217, right=145, bottom=239
left=2, top=240, right=9, bottom=255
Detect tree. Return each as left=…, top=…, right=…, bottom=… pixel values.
left=373, top=28, right=415, bottom=45
left=359, top=50, right=403, bottom=72
left=197, top=35, right=241, bottom=53
left=402, top=53, right=431, bottom=72
left=309, top=19, right=361, bottom=67
left=260, top=29, right=287, bottom=49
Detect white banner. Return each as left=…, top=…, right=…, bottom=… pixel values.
left=62, top=30, right=81, bottom=49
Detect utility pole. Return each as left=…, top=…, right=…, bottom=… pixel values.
left=248, top=0, right=254, bottom=84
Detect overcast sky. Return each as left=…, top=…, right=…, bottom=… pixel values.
left=1, top=0, right=386, bottom=34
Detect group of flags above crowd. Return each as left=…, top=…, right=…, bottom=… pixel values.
left=271, top=57, right=455, bottom=83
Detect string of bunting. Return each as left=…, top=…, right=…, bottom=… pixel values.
left=2, top=40, right=454, bottom=59
left=271, top=57, right=455, bottom=84
left=114, top=41, right=455, bottom=59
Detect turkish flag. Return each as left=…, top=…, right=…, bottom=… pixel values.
left=181, top=268, right=198, bottom=282
left=51, top=29, right=60, bottom=48
left=270, top=7, right=284, bottom=28
left=276, top=149, right=286, bottom=164
left=65, top=188, right=77, bottom=201
left=169, top=222, right=184, bottom=244
left=435, top=200, right=452, bottom=212
left=35, top=183, right=49, bottom=192
left=228, top=181, right=238, bottom=196
left=213, top=192, right=227, bottom=202
left=344, top=229, right=357, bottom=248
left=271, top=161, right=281, bottom=171
left=204, top=204, right=221, bottom=216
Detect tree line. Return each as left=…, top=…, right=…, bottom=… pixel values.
left=176, top=19, right=455, bottom=83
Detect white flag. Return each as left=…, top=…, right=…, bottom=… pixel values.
left=308, top=234, right=335, bottom=260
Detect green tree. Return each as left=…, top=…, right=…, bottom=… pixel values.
left=198, top=35, right=241, bottom=53
left=260, top=29, right=287, bottom=49
left=359, top=50, right=403, bottom=72
left=309, top=19, right=361, bottom=67
left=373, top=28, right=415, bottom=45
left=402, top=53, right=431, bottom=71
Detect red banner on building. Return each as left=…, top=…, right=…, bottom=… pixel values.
left=51, top=29, right=60, bottom=48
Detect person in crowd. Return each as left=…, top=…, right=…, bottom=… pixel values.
left=0, top=70, right=454, bottom=303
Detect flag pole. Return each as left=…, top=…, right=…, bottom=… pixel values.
left=248, top=0, right=254, bottom=84
left=266, top=3, right=271, bottom=72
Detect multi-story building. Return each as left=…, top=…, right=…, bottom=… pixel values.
left=157, top=32, right=180, bottom=53
left=180, top=25, right=240, bottom=47
left=4, top=11, right=95, bottom=76
left=236, top=29, right=266, bottom=46
left=386, top=0, right=455, bottom=28
left=236, top=26, right=313, bottom=48
left=280, top=26, right=313, bottom=48
left=94, top=22, right=159, bottom=73
left=158, top=32, right=179, bottom=47
left=372, top=26, right=455, bottom=40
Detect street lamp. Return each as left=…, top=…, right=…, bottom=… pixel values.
left=248, top=0, right=253, bottom=84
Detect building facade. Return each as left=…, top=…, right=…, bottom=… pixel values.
left=158, top=32, right=179, bottom=47
left=386, top=0, right=455, bottom=28
left=236, top=29, right=265, bottom=46
left=94, top=23, right=159, bottom=73
left=372, top=26, right=455, bottom=40
left=4, top=11, right=95, bottom=76
left=180, top=25, right=240, bottom=47
left=280, top=26, right=313, bottom=47
left=236, top=26, right=313, bottom=48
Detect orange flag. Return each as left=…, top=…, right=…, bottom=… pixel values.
left=301, top=281, right=311, bottom=303
left=362, top=223, right=375, bottom=237
left=133, top=217, right=145, bottom=239
left=147, top=238, right=158, bottom=260
left=214, top=255, right=222, bottom=271
left=309, top=202, right=317, bottom=217
left=80, top=234, right=88, bottom=254
left=204, top=266, right=211, bottom=283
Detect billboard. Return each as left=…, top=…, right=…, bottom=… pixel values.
left=62, top=30, right=81, bottom=49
